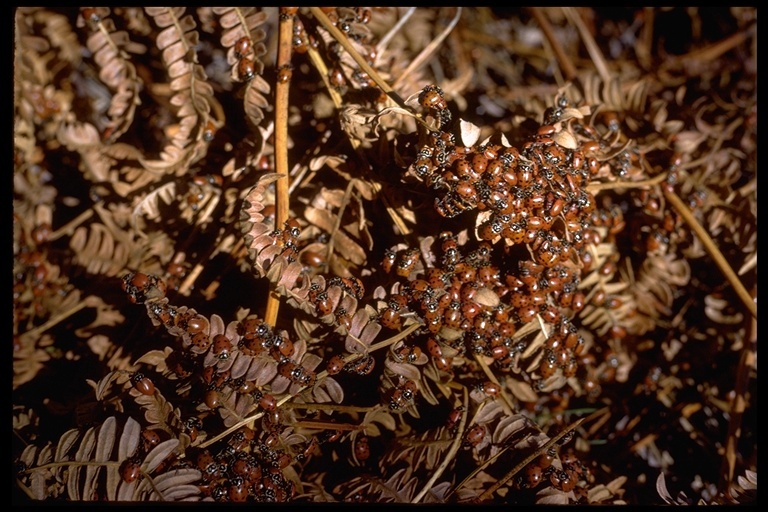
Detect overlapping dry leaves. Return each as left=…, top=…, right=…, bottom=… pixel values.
left=13, top=7, right=756, bottom=505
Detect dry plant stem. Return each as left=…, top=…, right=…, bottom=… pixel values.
left=451, top=443, right=513, bottom=500
left=283, top=402, right=380, bottom=414
left=306, top=45, right=343, bottom=108
left=22, top=301, right=89, bottom=340
left=292, top=420, right=367, bottom=432
left=473, top=354, right=514, bottom=416
left=478, top=417, right=587, bottom=502
left=586, top=171, right=668, bottom=194
left=304, top=38, right=410, bottom=236
left=584, top=406, right=612, bottom=438
left=200, top=323, right=421, bottom=448
left=263, top=11, right=295, bottom=328
left=391, top=7, right=463, bottom=91
left=671, top=28, right=753, bottom=67
left=562, top=7, right=611, bottom=83
left=529, top=7, right=577, bottom=82
left=177, top=225, right=235, bottom=296
left=309, top=7, right=407, bottom=109
left=719, top=325, right=756, bottom=496
left=663, top=189, right=757, bottom=319
left=638, top=7, right=654, bottom=70
left=411, top=387, right=468, bottom=503
left=323, top=179, right=355, bottom=270
left=375, top=7, right=416, bottom=54
left=48, top=209, right=93, bottom=242
left=680, top=117, right=742, bottom=172
left=21, top=460, right=169, bottom=501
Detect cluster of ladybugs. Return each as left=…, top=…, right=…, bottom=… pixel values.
left=518, top=446, right=593, bottom=498
left=376, top=232, right=591, bottom=386
left=255, top=216, right=372, bottom=324
left=183, top=173, right=224, bottom=213
left=122, top=271, right=323, bottom=409
left=117, top=426, right=179, bottom=485
left=411, top=86, right=608, bottom=274
left=121, top=271, right=360, bottom=501
left=233, top=33, right=258, bottom=83
left=187, top=425, right=344, bottom=502
left=290, top=7, right=384, bottom=101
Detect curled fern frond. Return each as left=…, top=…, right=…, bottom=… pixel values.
left=142, top=7, right=215, bottom=173
left=16, top=415, right=202, bottom=501
left=81, top=8, right=142, bottom=142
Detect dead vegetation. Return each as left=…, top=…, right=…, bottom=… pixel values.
left=13, top=7, right=756, bottom=504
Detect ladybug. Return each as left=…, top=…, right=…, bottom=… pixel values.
left=202, top=120, right=217, bottom=142
left=184, top=416, right=203, bottom=442
left=277, top=64, right=293, bottom=84
left=141, top=428, right=161, bottom=452
left=326, top=354, right=345, bottom=375
left=328, top=64, right=347, bottom=89
left=381, top=248, right=397, bottom=274
left=353, top=435, right=370, bottom=462
left=120, top=457, right=142, bottom=483
left=229, top=427, right=256, bottom=451
left=81, top=7, right=101, bottom=23
left=516, top=304, right=538, bottom=324
left=122, top=272, right=167, bottom=304
left=446, top=407, right=464, bottom=432
left=313, top=292, right=334, bottom=317
left=236, top=378, right=258, bottom=394
left=185, top=314, right=210, bottom=334
left=197, top=450, right=220, bottom=482
left=234, top=36, right=252, bottom=58
left=212, top=334, right=231, bottom=360
left=204, top=388, right=221, bottom=409
left=389, top=388, right=407, bottom=411
left=131, top=372, right=155, bottom=396
left=401, top=379, right=418, bottom=401
left=394, top=344, right=422, bottom=364
left=228, top=476, right=249, bottom=502
left=464, top=424, right=486, bottom=447
left=257, top=392, right=277, bottom=411
left=524, top=464, right=544, bottom=488
left=238, top=58, right=255, bottom=81
left=270, top=334, right=294, bottom=359
left=418, top=85, right=447, bottom=110
left=539, top=351, right=559, bottom=379
left=395, top=248, right=420, bottom=278
left=345, top=354, right=375, bottom=376
left=273, top=451, right=293, bottom=471
left=480, top=381, right=500, bottom=398
left=548, top=468, right=575, bottom=492
left=300, top=250, right=326, bottom=269
left=378, top=307, right=401, bottom=330
left=538, top=447, right=557, bottom=470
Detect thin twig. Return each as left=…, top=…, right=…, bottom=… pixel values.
left=529, top=7, right=577, bottom=82
left=562, top=6, right=611, bottom=83
left=392, top=7, right=463, bottom=91
left=48, top=209, right=93, bottom=242
left=200, top=322, right=420, bottom=448
left=718, top=317, right=756, bottom=497
left=309, top=7, right=407, bottom=109
left=263, top=9, right=295, bottom=328
left=663, top=189, right=756, bottom=318
left=411, top=387, right=468, bottom=503
left=323, top=179, right=355, bottom=272
left=477, top=417, right=586, bottom=502
left=474, top=354, right=515, bottom=416
left=376, top=7, right=416, bottom=54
